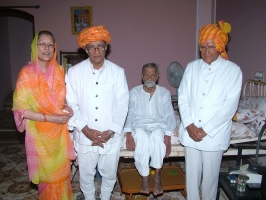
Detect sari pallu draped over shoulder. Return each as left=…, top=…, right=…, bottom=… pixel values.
left=12, top=31, right=75, bottom=187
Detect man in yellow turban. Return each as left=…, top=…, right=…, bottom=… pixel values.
left=178, top=21, right=243, bottom=200
left=66, top=25, right=129, bottom=200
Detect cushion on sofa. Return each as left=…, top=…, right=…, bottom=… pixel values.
left=231, top=122, right=257, bottom=138
left=239, top=96, right=266, bottom=115
left=235, top=103, right=263, bottom=123
left=238, top=95, right=266, bottom=135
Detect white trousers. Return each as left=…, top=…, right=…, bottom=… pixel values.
left=185, top=146, right=224, bottom=200
left=77, top=150, right=120, bottom=200
left=133, top=128, right=165, bottom=176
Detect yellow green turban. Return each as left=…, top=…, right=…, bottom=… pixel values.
left=77, top=25, right=111, bottom=49
left=199, top=20, right=231, bottom=60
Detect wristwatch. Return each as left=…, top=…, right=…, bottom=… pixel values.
left=108, top=130, right=115, bottom=138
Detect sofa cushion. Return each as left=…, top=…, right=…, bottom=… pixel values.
left=235, top=103, right=263, bottom=123
left=238, top=95, right=266, bottom=135
left=231, top=122, right=257, bottom=138
left=246, top=113, right=265, bottom=134
left=239, top=96, right=266, bottom=115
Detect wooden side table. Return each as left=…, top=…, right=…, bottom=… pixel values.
left=117, top=165, right=186, bottom=200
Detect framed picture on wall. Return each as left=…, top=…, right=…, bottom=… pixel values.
left=70, top=6, right=93, bottom=35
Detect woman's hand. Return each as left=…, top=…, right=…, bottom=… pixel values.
left=47, top=114, right=71, bottom=124
left=63, top=104, right=74, bottom=117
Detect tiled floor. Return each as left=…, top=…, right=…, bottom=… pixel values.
left=0, top=143, right=186, bottom=200
left=0, top=143, right=231, bottom=200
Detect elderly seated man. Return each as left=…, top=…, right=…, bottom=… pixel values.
left=124, top=62, right=176, bottom=196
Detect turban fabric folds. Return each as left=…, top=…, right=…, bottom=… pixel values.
left=199, top=20, right=231, bottom=60
left=77, top=25, right=111, bottom=49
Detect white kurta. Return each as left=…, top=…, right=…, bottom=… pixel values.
left=66, top=58, right=129, bottom=154
left=66, top=58, right=129, bottom=199
left=178, top=56, right=242, bottom=151
left=178, top=56, right=242, bottom=200
left=124, top=85, right=176, bottom=175
left=124, top=85, right=176, bottom=135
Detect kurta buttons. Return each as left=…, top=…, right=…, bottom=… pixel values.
left=95, top=119, right=98, bottom=121
left=96, top=94, right=98, bottom=97
left=95, top=107, right=98, bottom=109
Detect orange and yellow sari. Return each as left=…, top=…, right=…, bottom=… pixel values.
left=13, top=31, right=76, bottom=200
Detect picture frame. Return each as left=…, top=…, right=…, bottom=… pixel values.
left=70, top=6, right=93, bottom=35
left=60, top=51, right=88, bottom=74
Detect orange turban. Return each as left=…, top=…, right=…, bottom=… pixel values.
left=77, top=25, right=111, bottom=49
left=199, top=20, right=231, bottom=60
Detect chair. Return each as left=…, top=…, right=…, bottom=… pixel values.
left=217, top=121, right=266, bottom=199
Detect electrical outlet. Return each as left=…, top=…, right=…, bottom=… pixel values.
left=254, top=71, right=264, bottom=82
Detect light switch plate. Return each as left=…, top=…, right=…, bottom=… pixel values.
left=254, top=71, right=264, bottom=82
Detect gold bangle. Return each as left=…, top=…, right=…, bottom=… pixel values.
left=43, top=113, right=46, bottom=122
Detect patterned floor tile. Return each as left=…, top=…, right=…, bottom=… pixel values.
left=0, top=143, right=230, bottom=200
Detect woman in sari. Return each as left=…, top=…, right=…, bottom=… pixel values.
left=13, top=30, right=76, bottom=200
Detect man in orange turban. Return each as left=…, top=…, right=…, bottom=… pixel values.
left=178, top=21, right=243, bottom=200
left=199, top=20, right=231, bottom=60
left=66, top=25, right=129, bottom=200
left=77, top=25, right=111, bottom=49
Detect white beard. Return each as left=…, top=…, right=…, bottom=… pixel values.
left=144, top=80, right=156, bottom=88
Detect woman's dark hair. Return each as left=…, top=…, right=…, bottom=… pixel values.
left=38, top=30, right=55, bottom=43
left=142, top=62, right=159, bottom=74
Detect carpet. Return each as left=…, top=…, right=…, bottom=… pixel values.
left=0, top=144, right=187, bottom=200
left=0, top=143, right=229, bottom=200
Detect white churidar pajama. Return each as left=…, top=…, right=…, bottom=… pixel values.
left=178, top=56, right=242, bottom=200
left=185, top=146, right=224, bottom=200
left=77, top=150, right=120, bottom=200
left=124, top=85, right=176, bottom=176
left=66, top=59, right=129, bottom=200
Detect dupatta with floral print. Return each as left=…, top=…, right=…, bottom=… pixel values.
left=13, top=31, right=75, bottom=199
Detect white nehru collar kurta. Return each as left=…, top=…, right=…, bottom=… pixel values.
left=66, top=58, right=129, bottom=154
left=124, top=85, right=176, bottom=136
left=178, top=56, right=242, bottom=151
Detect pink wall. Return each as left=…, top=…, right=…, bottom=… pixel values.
left=0, top=0, right=197, bottom=94
left=216, top=0, right=266, bottom=164
left=216, top=0, right=266, bottom=84
left=3, top=1, right=265, bottom=91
